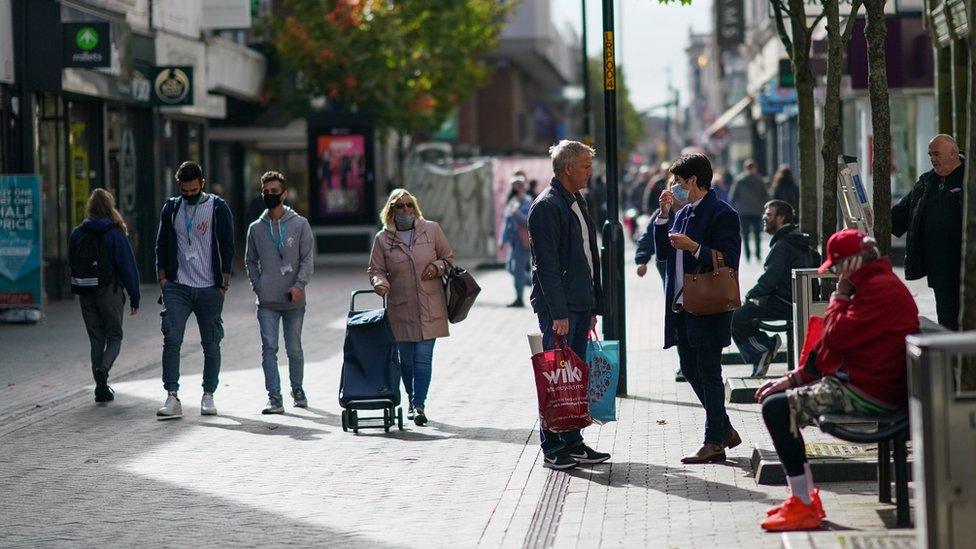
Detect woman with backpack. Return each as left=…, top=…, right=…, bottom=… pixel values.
left=68, top=188, right=141, bottom=403
left=367, top=189, right=454, bottom=426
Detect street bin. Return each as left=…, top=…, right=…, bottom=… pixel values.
left=906, top=333, right=976, bottom=549
left=791, top=268, right=837, bottom=367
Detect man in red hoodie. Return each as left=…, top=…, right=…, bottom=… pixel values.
left=755, top=228, right=919, bottom=532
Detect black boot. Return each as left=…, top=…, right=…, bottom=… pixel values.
left=93, top=369, right=114, bottom=403
left=507, top=298, right=525, bottom=308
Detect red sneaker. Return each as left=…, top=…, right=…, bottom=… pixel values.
left=766, top=489, right=825, bottom=519
left=760, top=496, right=823, bottom=531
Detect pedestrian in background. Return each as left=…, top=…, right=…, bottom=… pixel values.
left=245, top=171, right=314, bottom=415
left=500, top=178, right=533, bottom=307
left=528, top=139, right=611, bottom=470
left=892, top=133, right=964, bottom=330
left=655, top=153, right=742, bottom=464
left=729, top=159, right=768, bottom=261
left=154, top=161, right=235, bottom=419
left=69, top=188, right=141, bottom=403
left=367, top=189, right=454, bottom=426
left=770, top=165, right=799, bottom=215
left=712, top=168, right=732, bottom=203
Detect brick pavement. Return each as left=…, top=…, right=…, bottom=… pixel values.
left=0, top=237, right=936, bottom=548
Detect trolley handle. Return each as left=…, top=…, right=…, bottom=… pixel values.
left=350, top=289, right=386, bottom=312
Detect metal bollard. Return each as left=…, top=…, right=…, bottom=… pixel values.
left=906, top=332, right=976, bottom=549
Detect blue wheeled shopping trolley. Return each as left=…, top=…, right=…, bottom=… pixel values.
left=339, top=290, right=404, bottom=433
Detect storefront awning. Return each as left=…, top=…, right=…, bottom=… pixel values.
left=703, top=95, right=752, bottom=140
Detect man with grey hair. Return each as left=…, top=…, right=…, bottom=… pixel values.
left=528, top=139, right=611, bottom=470
left=892, top=133, right=964, bottom=330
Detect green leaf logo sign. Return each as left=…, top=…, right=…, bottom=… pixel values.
left=75, top=27, right=99, bottom=52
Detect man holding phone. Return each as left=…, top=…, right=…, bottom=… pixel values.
left=245, top=171, right=315, bottom=414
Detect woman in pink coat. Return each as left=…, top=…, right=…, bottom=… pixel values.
left=367, top=189, right=454, bottom=426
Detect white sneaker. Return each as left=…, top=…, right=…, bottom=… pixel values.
left=156, top=394, right=183, bottom=419
left=201, top=393, right=217, bottom=416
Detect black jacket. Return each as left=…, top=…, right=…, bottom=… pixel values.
left=891, top=162, right=964, bottom=286
left=528, top=178, right=604, bottom=318
left=745, top=224, right=820, bottom=304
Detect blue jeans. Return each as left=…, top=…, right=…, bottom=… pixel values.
left=675, top=312, right=730, bottom=444
left=398, top=339, right=435, bottom=408
left=536, top=309, right=590, bottom=455
left=257, top=306, right=306, bottom=398
left=161, top=282, right=224, bottom=393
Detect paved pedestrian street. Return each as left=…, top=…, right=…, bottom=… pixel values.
left=0, top=246, right=935, bottom=548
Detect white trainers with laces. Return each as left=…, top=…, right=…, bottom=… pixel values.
left=201, top=393, right=217, bottom=416
left=156, top=394, right=183, bottom=419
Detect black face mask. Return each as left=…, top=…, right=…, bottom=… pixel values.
left=263, top=192, right=283, bottom=209
left=182, top=192, right=202, bottom=205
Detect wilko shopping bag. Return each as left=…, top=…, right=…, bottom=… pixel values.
left=531, top=339, right=592, bottom=433
left=585, top=330, right=619, bottom=424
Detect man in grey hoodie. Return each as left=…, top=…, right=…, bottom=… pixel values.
left=245, top=171, right=315, bottom=414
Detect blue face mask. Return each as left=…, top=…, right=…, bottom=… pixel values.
left=671, top=184, right=690, bottom=203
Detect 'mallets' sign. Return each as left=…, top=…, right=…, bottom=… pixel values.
left=63, top=22, right=111, bottom=68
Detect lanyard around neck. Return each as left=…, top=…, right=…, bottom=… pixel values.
left=268, top=218, right=287, bottom=256
left=182, top=194, right=206, bottom=245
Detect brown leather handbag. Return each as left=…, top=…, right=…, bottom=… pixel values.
left=680, top=249, right=741, bottom=316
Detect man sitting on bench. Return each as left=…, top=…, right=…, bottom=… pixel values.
left=754, top=229, right=919, bottom=532
left=731, top=200, right=820, bottom=376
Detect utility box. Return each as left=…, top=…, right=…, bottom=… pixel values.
left=906, top=333, right=976, bottom=549
left=791, top=268, right=836, bottom=367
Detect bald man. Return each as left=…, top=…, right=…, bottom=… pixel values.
left=892, top=134, right=964, bottom=330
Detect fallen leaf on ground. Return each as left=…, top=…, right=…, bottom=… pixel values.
left=6, top=381, right=13, bottom=387
left=656, top=418, right=667, bottom=425
left=84, top=458, right=98, bottom=464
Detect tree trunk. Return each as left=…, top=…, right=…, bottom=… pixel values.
left=865, top=0, right=891, bottom=255
left=821, top=0, right=844, bottom=254
left=959, top=0, right=976, bottom=390
left=953, top=39, right=969, bottom=150
left=788, top=0, right=818, bottom=236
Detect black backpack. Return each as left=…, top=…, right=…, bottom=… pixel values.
left=70, top=227, right=114, bottom=295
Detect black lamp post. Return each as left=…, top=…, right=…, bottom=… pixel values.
left=599, top=0, right=627, bottom=396
left=581, top=0, right=591, bottom=144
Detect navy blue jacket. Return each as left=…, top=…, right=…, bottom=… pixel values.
left=154, top=194, right=235, bottom=287
left=528, top=178, right=604, bottom=318
left=69, top=218, right=142, bottom=309
left=655, top=189, right=741, bottom=348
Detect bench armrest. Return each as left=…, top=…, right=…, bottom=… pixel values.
left=818, top=412, right=909, bottom=443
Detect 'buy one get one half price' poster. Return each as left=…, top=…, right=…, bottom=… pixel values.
left=0, top=175, right=42, bottom=308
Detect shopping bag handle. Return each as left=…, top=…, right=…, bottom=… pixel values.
left=588, top=329, right=603, bottom=351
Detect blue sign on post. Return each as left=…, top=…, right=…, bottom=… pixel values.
left=0, top=175, right=43, bottom=308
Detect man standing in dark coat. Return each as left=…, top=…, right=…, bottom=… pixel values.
left=891, top=134, right=964, bottom=330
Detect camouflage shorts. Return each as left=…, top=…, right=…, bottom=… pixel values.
left=785, top=376, right=882, bottom=435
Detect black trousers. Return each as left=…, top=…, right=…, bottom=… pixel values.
left=740, top=215, right=763, bottom=260
left=731, top=298, right=791, bottom=362
left=762, top=393, right=807, bottom=476
left=675, top=312, right=730, bottom=444
left=932, top=285, right=960, bottom=331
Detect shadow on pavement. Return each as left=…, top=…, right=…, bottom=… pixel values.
left=621, top=393, right=761, bottom=415
left=197, top=414, right=330, bottom=441
left=568, top=461, right=781, bottom=504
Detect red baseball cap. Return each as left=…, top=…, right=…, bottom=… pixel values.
left=819, top=229, right=868, bottom=274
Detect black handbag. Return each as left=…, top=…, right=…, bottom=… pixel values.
left=442, top=263, right=481, bottom=323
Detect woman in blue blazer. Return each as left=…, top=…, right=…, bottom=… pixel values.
left=654, top=153, right=743, bottom=464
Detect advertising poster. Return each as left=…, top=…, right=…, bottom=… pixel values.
left=0, top=175, right=43, bottom=307
left=315, top=133, right=367, bottom=219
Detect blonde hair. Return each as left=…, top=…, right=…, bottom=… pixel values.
left=86, top=188, right=128, bottom=235
left=380, top=188, right=424, bottom=229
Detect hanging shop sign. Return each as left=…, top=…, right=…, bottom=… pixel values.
left=63, top=22, right=111, bottom=68
left=149, top=66, right=193, bottom=105
left=0, top=175, right=43, bottom=308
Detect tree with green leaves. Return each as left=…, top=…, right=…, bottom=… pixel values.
left=265, top=0, right=513, bottom=177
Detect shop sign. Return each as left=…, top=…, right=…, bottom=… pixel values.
left=149, top=66, right=193, bottom=105
left=307, top=113, right=376, bottom=226
left=0, top=175, right=43, bottom=308
left=716, top=0, right=744, bottom=48
left=119, top=130, right=137, bottom=215
left=63, top=22, right=111, bottom=68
